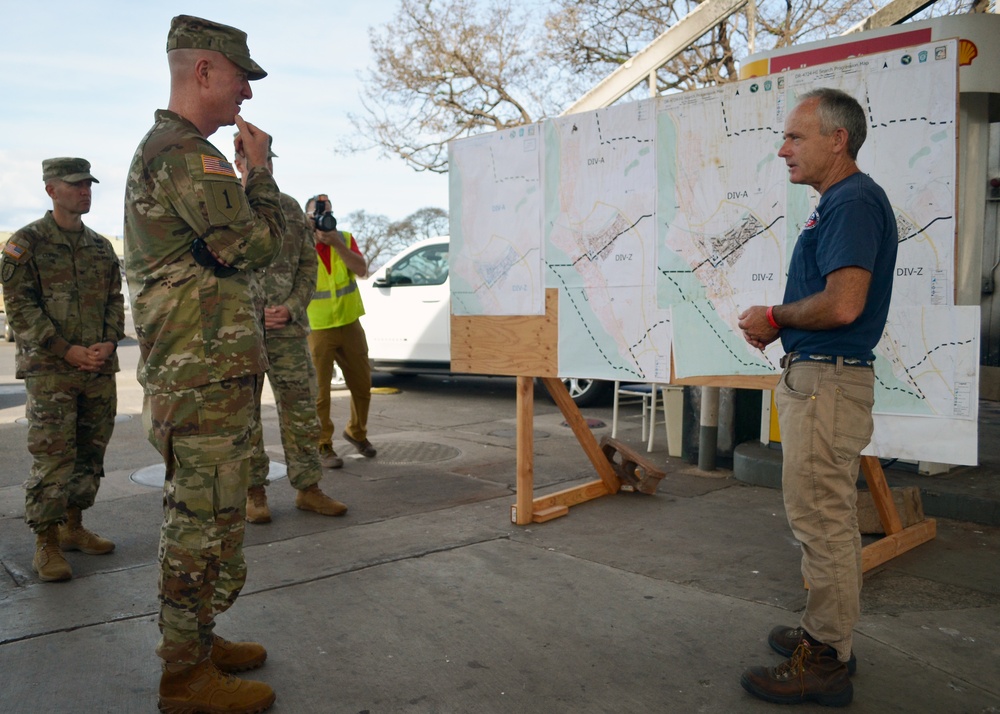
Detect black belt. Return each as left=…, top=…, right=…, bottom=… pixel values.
left=779, top=352, right=874, bottom=369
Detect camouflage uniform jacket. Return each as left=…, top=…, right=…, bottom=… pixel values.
left=249, top=192, right=317, bottom=339
left=1, top=211, right=124, bottom=379
left=123, top=109, right=284, bottom=393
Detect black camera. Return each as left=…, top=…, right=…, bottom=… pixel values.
left=313, top=198, right=337, bottom=232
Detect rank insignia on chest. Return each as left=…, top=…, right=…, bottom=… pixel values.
left=201, top=155, right=237, bottom=178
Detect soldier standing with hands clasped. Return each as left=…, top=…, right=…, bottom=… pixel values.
left=123, top=15, right=283, bottom=714
left=1, top=157, right=124, bottom=583
left=233, top=138, right=349, bottom=523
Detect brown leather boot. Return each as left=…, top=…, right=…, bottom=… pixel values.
left=295, top=484, right=348, bottom=516
left=33, top=525, right=72, bottom=582
left=318, top=445, right=343, bottom=469
left=158, top=659, right=275, bottom=714
left=741, top=639, right=853, bottom=707
left=768, top=625, right=857, bottom=675
left=59, top=506, right=115, bottom=554
left=246, top=486, right=272, bottom=524
left=211, top=634, right=267, bottom=673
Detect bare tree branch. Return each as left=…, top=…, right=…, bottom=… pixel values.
left=351, top=0, right=973, bottom=175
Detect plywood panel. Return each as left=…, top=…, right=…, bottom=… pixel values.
left=451, top=289, right=559, bottom=376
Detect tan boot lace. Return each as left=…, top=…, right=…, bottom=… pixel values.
left=772, top=640, right=812, bottom=682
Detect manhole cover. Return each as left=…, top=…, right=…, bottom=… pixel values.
left=130, top=461, right=287, bottom=488
left=374, top=440, right=461, bottom=465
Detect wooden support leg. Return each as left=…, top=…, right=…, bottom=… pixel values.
left=518, top=378, right=621, bottom=523
left=538, top=377, right=621, bottom=493
left=513, top=376, right=535, bottom=525
left=859, top=455, right=936, bottom=573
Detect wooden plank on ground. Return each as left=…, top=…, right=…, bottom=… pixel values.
left=532, top=480, right=613, bottom=514
left=861, top=519, right=937, bottom=572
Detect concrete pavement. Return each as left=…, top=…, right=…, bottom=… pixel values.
left=1, top=340, right=998, bottom=713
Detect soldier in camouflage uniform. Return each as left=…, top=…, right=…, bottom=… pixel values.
left=234, top=138, right=348, bottom=523
left=122, top=15, right=282, bottom=714
left=0, top=157, right=124, bottom=584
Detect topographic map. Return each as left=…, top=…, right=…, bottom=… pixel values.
left=449, top=39, right=978, bottom=462
left=659, top=41, right=959, bottom=380
left=449, top=124, right=545, bottom=316
left=543, top=100, right=671, bottom=382
left=875, top=305, right=979, bottom=419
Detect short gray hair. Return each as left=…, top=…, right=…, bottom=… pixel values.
left=799, top=88, right=867, bottom=160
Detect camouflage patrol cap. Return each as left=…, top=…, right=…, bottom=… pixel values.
left=166, top=15, right=266, bottom=80
left=42, top=157, right=99, bottom=183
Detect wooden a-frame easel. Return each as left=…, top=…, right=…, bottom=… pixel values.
left=451, top=289, right=937, bottom=571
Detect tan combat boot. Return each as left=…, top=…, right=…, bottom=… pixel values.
left=211, top=634, right=268, bottom=673
left=33, top=525, right=72, bottom=582
left=295, top=484, right=348, bottom=517
left=246, top=486, right=272, bottom=524
left=59, top=506, right=115, bottom=554
left=158, top=659, right=275, bottom=714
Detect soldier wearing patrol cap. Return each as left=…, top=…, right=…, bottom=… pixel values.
left=123, top=14, right=283, bottom=714
left=0, top=157, right=125, bottom=584
left=233, top=135, right=350, bottom=525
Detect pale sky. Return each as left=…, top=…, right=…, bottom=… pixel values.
left=0, top=0, right=450, bottom=236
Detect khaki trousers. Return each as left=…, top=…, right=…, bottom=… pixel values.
left=307, top=319, right=372, bottom=448
left=775, top=359, right=875, bottom=663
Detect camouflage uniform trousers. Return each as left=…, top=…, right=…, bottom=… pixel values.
left=144, top=375, right=258, bottom=666
left=23, top=372, right=117, bottom=533
left=250, top=334, right=323, bottom=491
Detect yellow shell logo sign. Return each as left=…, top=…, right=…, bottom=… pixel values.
left=959, top=39, right=978, bottom=67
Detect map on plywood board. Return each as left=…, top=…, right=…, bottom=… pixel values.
left=448, top=39, right=978, bottom=463
left=449, top=124, right=546, bottom=317
left=660, top=40, right=959, bottom=379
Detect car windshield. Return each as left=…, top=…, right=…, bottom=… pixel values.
left=386, top=245, right=449, bottom=286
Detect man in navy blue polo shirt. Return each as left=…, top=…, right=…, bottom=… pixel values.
left=737, top=87, right=897, bottom=707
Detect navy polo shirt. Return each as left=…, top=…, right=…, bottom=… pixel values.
left=780, top=172, right=897, bottom=360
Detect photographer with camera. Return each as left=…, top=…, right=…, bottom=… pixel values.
left=305, top=195, right=377, bottom=467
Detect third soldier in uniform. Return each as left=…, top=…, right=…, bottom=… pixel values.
left=233, top=137, right=349, bottom=522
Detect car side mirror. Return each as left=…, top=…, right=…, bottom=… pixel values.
left=372, top=268, right=392, bottom=288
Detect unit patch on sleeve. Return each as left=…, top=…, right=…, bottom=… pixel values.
left=201, top=155, right=237, bottom=178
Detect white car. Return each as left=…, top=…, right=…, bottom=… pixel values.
left=359, top=236, right=613, bottom=407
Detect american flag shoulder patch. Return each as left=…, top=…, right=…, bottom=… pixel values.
left=3, top=241, right=26, bottom=260
left=201, top=155, right=237, bottom=177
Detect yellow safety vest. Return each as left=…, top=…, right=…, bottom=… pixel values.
left=307, top=231, right=365, bottom=329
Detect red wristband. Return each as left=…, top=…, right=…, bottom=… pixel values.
left=766, top=305, right=781, bottom=330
